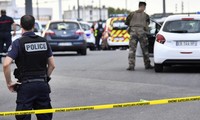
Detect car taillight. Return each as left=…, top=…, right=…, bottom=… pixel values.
left=45, top=30, right=55, bottom=36
left=182, top=18, right=194, bottom=20
left=156, top=34, right=166, bottom=44
left=75, top=30, right=84, bottom=35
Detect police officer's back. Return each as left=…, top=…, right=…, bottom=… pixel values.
left=0, top=10, right=16, bottom=63
left=3, top=15, right=55, bottom=120
left=96, top=20, right=104, bottom=37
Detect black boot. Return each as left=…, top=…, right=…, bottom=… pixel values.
left=126, top=66, right=135, bottom=71
left=145, top=64, right=154, bottom=69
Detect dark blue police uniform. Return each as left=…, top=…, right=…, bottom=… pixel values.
left=7, top=32, right=53, bottom=120
left=0, top=14, right=14, bottom=56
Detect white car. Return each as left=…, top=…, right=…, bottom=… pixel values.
left=12, top=19, right=43, bottom=42
left=154, top=15, right=200, bottom=72
left=79, top=22, right=96, bottom=50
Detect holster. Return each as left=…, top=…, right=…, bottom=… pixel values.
left=14, top=68, right=20, bottom=79
left=47, top=76, right=51, bottom=83
left=13, top=84, right=20, bottom=92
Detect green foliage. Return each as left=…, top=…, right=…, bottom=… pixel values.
left=108, top=7, right=131, bottom=15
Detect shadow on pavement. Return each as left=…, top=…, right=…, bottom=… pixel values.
left=53, top=52, right=79, bottom=57
left=164, top=66, right=200, bottom=73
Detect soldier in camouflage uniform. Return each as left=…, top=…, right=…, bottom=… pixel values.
left=125, top=2, right=154, bottom=71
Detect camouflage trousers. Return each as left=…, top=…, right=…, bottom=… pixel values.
left=128, top=33, right=151, bottom=68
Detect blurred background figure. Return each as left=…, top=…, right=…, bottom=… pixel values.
left=0, top=10, right=16, bottom=63
left=95, top=19, right=104, bottom=50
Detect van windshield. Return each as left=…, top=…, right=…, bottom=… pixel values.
left=163, top=20, right=200, bottom=33
left=112, top=20, right=128, bottom=30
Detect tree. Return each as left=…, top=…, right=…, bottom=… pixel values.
left=108, top=7, right=131, bottom=15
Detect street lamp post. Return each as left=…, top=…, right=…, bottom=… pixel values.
left=99, top=0, right=101, bottom=20
left=25, top=0, right=33, bottom=15
left=36, top=0, right=39, bottom=20
left=58, top=0, right=62, bottom=19
left=163, top=0, right=166, bottom=17
left=77, top=0, right=80, bottom=19
left=125, top=0, right=127, bottom=14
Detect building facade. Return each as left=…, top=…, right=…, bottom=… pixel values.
left=0, top=0, right=52, bottom=23
left=63, top=6, right=108, bottom=21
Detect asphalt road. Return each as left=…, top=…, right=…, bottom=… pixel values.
left=1, top=50, right=200, bottom=120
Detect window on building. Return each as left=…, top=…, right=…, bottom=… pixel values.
left=90, top=10, right=93, bottom=15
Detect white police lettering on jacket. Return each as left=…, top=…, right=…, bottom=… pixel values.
left=25, top=42, right=47, bottom=52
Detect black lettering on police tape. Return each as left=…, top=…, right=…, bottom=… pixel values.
left=168, top=100, right=177, bottom=103
left=135, top=102, right=150, bottom=106
left=1, top=96, right=200, bottom=117
left=113, top=105, right=123, bottom=108
left=4, top=111, right=35, bottom=116
left=66, top=107, right=94, bottom=112
left=5, top=113, right=16, bottom=116
left=190, top=98, right=200, bottom=101
left=19, top=112, right=35, bottom=115
left=113, top=102, right=150, bottom=108
left=123, top=103, right=147, bottom=107
left=178, top=99, right=190, bottom=102
left=80, top=107, right=94, bottom=111
left=55, top=109, right=66, bottom=112
left=65, top=108, right=79, bottom=112
left=168, top=97, right=200, bottom=103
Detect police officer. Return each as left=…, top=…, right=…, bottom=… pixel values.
left=0, top=10, right=16, bottom=63
left=125, top=2, right=153, bottom=71
left=3, top=15, right=55, bottom=120
left=95, top=19, right=104, bottom=50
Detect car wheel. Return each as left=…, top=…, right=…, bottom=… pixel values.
left=110, top=47, right=116, bottom=50
left=80, top=49, right=87, bottom=55
left=90, top=46, right=95, bottom=51
left=155, top=63, right=163, bottom=72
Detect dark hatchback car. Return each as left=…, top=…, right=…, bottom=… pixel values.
left=42, top=21, right=87, bottom=55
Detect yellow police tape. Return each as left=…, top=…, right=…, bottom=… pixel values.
left=1, top=96, right=200, bottom=117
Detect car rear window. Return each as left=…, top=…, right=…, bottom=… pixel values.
left=163, top=20, right=200, bottom=33
left=49, top=22, right=80, bottom=31
left=34, top=23, right=40, bottom=31
left=12, top=24, right=21, bottom=31
left=80, top=23, right=90, bottom=31
left=111, top=20, right=128, bottom=30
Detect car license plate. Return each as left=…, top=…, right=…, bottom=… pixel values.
left=114, top=37, right=124, bottom=41
left=176, top=41, right=197, bottom=46
left=58, top=42, right=72, bottom=46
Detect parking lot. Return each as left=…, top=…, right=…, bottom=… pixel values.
left=1, top=50, right=200, bottom=120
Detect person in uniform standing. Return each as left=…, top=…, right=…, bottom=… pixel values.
left=95, top=19, right=104, bottom=50
left=3, top=15, right=55, bottom=120
left=125, top=2, right=153, bottom=71
left=0, top=10, right=16, bottom=63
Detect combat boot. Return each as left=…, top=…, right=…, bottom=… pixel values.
left=126, top=66, right=135, bottom=71
left=145, top=64, right=154, bottom=69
